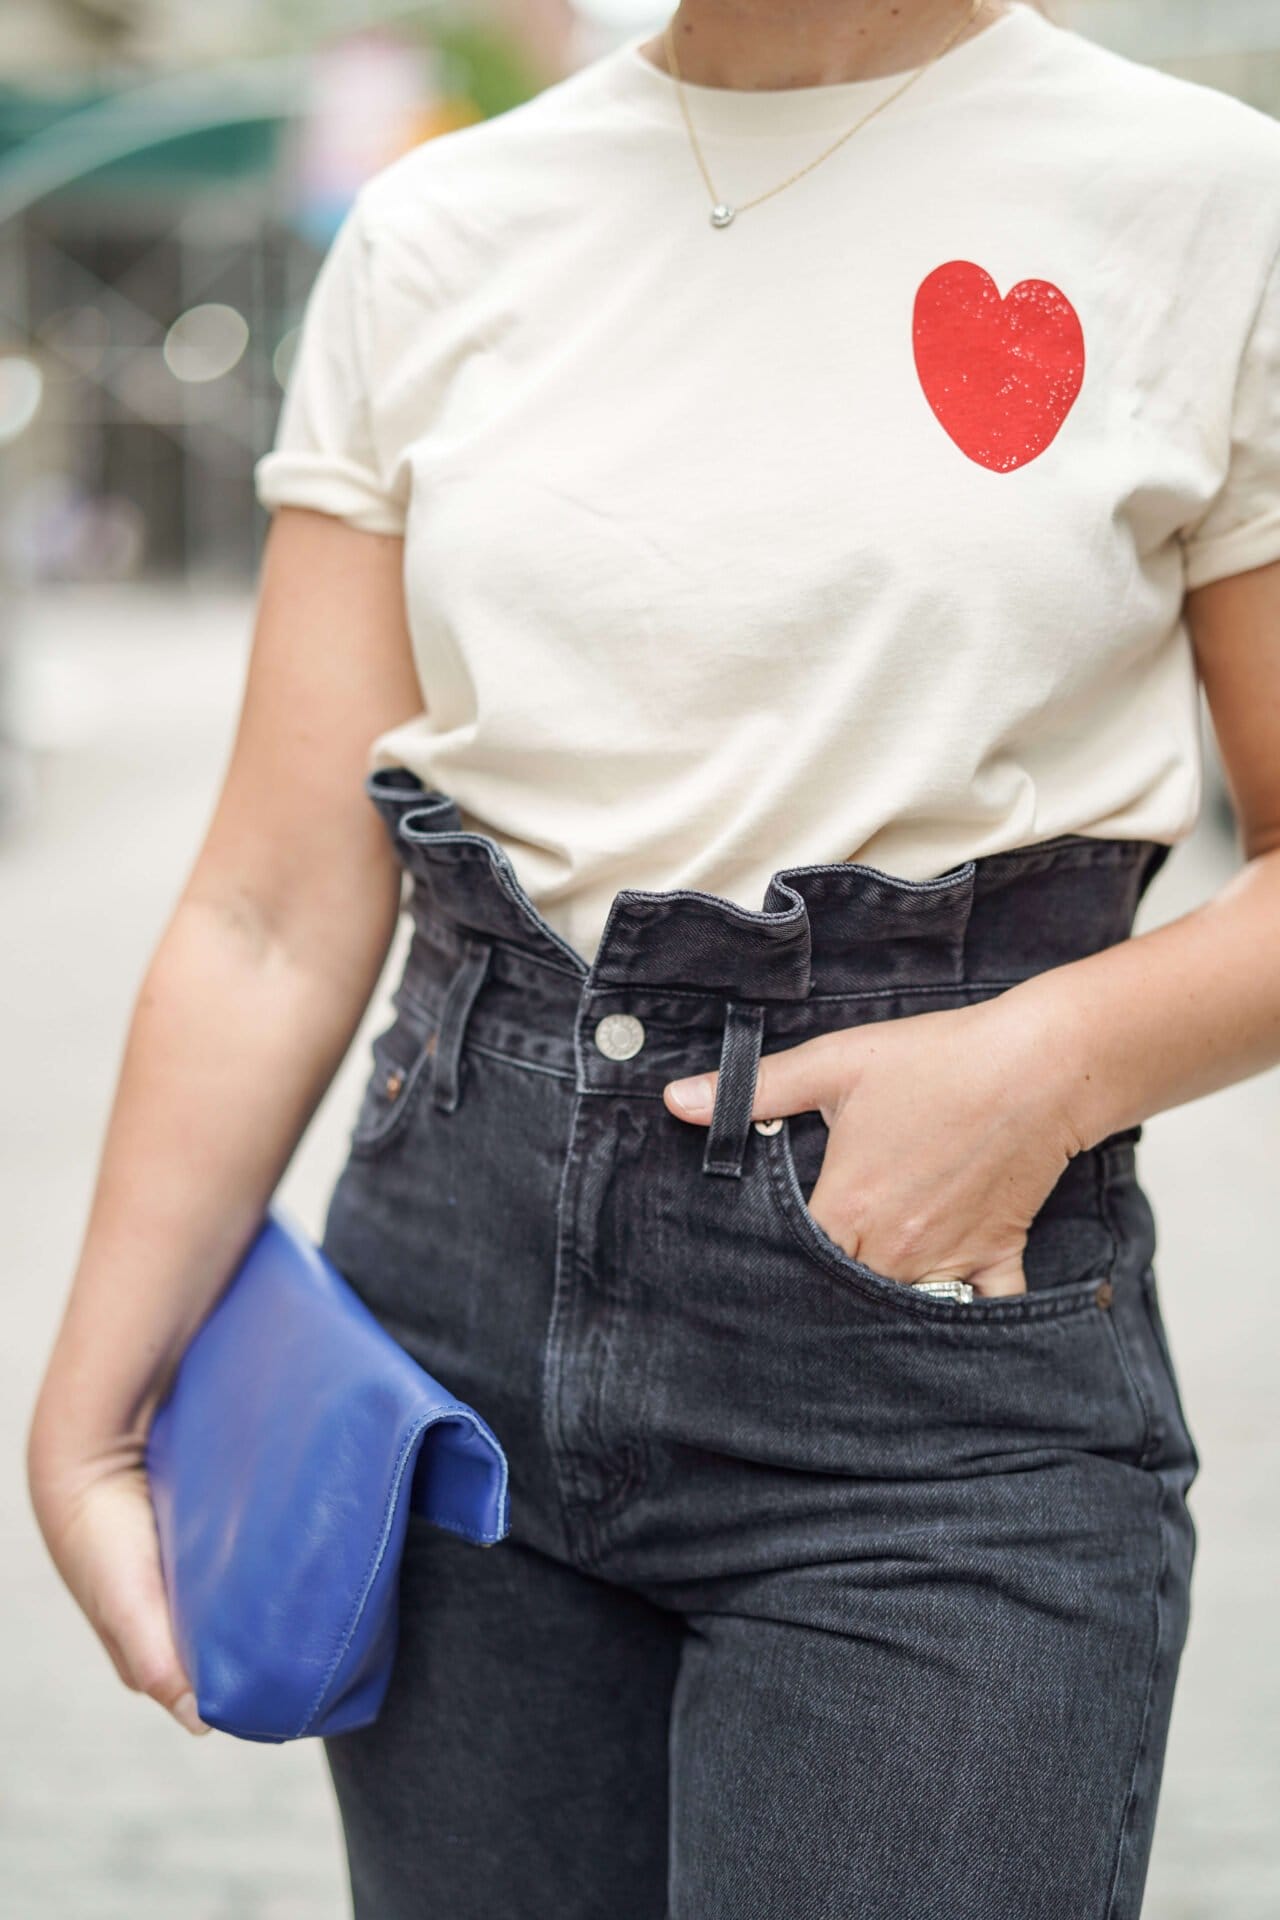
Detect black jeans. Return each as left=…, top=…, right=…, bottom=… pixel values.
left=319, top=767, right=1198, bottom=1920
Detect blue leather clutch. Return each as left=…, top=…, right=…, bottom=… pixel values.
left=145, top=1204, right=510, bottom=1743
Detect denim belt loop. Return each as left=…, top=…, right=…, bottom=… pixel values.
left=431, top=934, right=493, bottom=1113
left=702, top=999, right=766, bottom=1179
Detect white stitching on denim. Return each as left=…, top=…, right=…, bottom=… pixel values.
left=350, top=1019, right=439, bottom=1155
left=1101, top=1471, right=1170, bottom=1919
left=760, top=1118, right=1109, bottom=1326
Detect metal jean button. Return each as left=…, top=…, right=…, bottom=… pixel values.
left=594, top=1012, right=646, bottom=1060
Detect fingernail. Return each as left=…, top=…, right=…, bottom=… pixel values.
left=667, top=1075, right=713, bottom=1117
left=171, top=1691, right=211, bottom=1736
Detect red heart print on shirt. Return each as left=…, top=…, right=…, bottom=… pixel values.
left=912, top=260, right=1085, bottom=472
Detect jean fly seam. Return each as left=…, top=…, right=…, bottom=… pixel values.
left=540, top=1085, right=606, bottom=1571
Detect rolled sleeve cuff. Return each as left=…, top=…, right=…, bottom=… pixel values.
left=254, top=450, right=407, bottom=536
left=1182, top=504, right=1280, bottom=590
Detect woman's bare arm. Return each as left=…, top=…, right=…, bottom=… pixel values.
left=1003, top=555, right=1280, bottom=1149
left=25, top=505, right=423, bottom=1726
left=664, top=556, right=1280, bottom=1292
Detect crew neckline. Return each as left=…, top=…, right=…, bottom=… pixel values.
left=610, top=1, right=1044, bottom=137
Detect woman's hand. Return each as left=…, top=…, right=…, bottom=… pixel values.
left=21, top=509, right=423, bottom=1749
left=27, top=1433, right=211, bottom=1737
left=663, top=993, right=1084, bottom=1297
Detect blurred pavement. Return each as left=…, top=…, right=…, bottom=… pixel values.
left=1, top=583, right=1277, bottom=1917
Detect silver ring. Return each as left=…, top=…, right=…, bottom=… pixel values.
left=909, top=1278, right=975, bottom=1305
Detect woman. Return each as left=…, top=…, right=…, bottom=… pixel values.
left=25, top=1, right=1280, bottom=1914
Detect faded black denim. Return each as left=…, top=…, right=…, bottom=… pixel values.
left=319, top=766, right=1198, bottom=1920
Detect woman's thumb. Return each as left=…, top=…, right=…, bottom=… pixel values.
left=168, top=1688, right=212, bottom=1735
left=103, top=1559, right=212, bottom=1735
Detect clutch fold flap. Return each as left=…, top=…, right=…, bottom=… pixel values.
left=145, top=1204, right=511, bottom=1742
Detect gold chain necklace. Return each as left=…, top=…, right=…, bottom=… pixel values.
left=663, top=0, right=989, bottom=229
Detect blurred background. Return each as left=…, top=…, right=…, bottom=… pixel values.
left=2, top=3, right=1278, bottom=1914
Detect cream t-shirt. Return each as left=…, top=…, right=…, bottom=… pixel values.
left=254, top=1, right=1280, bottom=966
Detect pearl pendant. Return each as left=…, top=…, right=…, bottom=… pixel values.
left=709, top=203, right=736, bottom=229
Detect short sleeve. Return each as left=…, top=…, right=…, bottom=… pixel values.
left=1181, top=236, right=1280, bottom=591
left=254, top=192, right=407, bottom=535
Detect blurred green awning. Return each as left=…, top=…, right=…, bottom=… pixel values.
left=0, top=59, right=306, bottom=220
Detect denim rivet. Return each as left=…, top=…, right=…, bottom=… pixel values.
left=753, top=1117, right=783, bottom=1135
left=594, top=1013, right=646, bottom=1060
left=385, top=1069, right=404, bottom=1098
left=1095, top=1280, right=1114, bottom=1309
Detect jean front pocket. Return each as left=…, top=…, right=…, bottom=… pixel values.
left=349, top=991, right=441, bottom=1160
left=756, top=1107, right=1121, bottom=1326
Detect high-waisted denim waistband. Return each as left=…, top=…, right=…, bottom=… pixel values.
left=363, top=765, right=1167, bottom=1175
